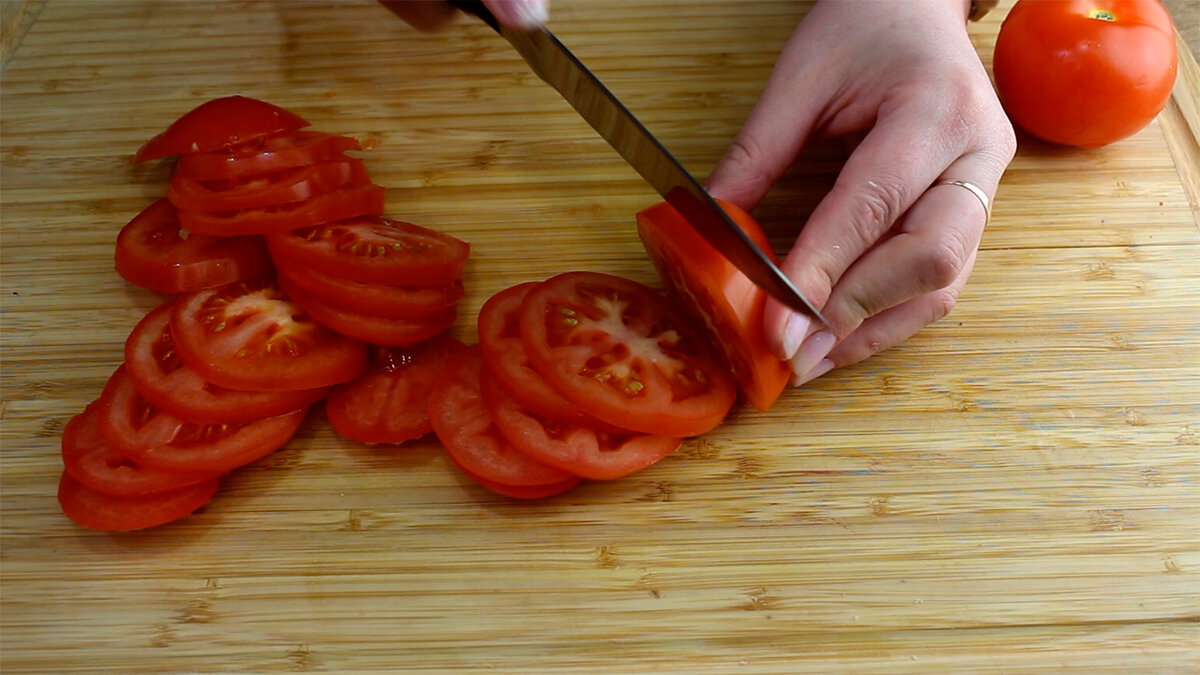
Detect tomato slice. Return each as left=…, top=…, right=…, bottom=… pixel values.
left=175, top=131, right=362, bottom=181
left=178, top=183, right=386, bottom=237
left=264, top=215, right=469, bottom=285
left=637, top=199, right=790, bottom=411
left=61, top=402, right=221, bottom=496
left=114, top=198, right=273, bottom=294
left=480, top=365, right=682, bottom=480
left=453, top=465, right=582, bottom=500
left=168, top=156, right=369, bottom=213
left=519, top=271, right=737, bottom=438
left=278, top=273, right=457, bottom=347
left=134, top=96, right=310, bottom=163
left=325, top=336, right=469, bottom=445
left=428, top=347, right=578, bottom=486
left=274, top=258, right=463, bottom=320
left=58, top=471, right=220, bottom=531
left=170, top=281, right=368, bottom=392
left=124, top=301, right=327, bottom=424
left=477, top=282, right=622, bottom=432
left=97, top=366, right=308, bottom=474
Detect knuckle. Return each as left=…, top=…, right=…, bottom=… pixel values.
left=931, top=286, right=962, bottom=322
left=840, top=177, right=906, bottom=239
left=917, top=231, right=972, bottom=292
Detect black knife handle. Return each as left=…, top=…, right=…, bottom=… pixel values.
left=448, top=0, right=500, bottom=32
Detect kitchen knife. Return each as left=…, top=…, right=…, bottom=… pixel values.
left=449, top=1, right=827, bottom=323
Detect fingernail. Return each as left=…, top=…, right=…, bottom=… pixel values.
left=793, top=358, right=835, bottom=386
left=492, top=0, right=548, bottom=29
left=789, top=331, right=836, bottom=383
left=781, top=312, right=812, bottom=361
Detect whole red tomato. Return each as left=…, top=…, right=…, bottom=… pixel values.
left=992, top=0, right=1178, bottom=149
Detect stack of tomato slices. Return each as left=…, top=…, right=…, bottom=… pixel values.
left=427, top=271, right=740, bottom=498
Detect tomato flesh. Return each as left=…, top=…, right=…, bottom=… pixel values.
left=168, top=157, right=369, bottom=213
left=326, top=336, right=469, bottom=445
left=519, top=272, right=737, bottom=438
left=265, top=215, right=469, bottom=285
left=428, top=347, right=578, bottom=487
left=62, top=403, right=221, bottom=496
left=170, top=281, right=368, bottom=392
left=125, top=301, right=327, bottom=424
left=993, top=0, right=1178, bottom=148
left=134, top=96, right=310, bottom=162
left=178, top=183, right=386, bottom=237
left=114, top=198, right=272, bottom=294
left=175, top=131, right=362, bottom=181
left=58, top=471, right=220, bottom=532
left=275, top=258, right=463, bottom=320
left=637, top=199, right=789, bottom=411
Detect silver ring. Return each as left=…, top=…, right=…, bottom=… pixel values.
left=935, top=179, right=991, bottom=225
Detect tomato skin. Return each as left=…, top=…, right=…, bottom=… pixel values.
left=97, top=367, right=308, bottom=474
left=114, top=198, right=273, bottom=294
left=477, top=282, right=624, bottom=432
left=134, top=96, right=310, bottom=162
left=175, top=131, right=362, bottom=181
left=168, top=156, right=369, bottom=213
left=264, top=216, right=470, bottom=286
left=124, top=301, right=327, bottom=424
left=637, top=199, right=789, bottom=411
left=278, top=273, right=458, bottom=347
left=58, top=471, right=220, bottom=532
left=61, top=403, right=221, bottom=496
left=274, top=259, right=464, bottom=320
left=452, top=464, right=582, bottom=500
left=480, top=366, right=682, bottom=480
left=519, top=272, right=738, bottom=438
left=993, top=0, right=1178, bottom=148
left=178, top=183, right=386, bottom=237
left=325, top=337, right=469, bottom=445
left=428, top=347, right=579, bottom=487
left=170, top=281, right=368, bottom=392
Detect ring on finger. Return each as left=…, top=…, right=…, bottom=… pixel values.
left=934, top=179, right=991, bottom=225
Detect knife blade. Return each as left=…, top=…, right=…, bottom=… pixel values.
left=449, top=1, right=827, bottom=324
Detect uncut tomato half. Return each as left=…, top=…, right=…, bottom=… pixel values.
left=134, top=96, right=310, bottom=162
left=519, top=271, right=738, bottom=438
left=993, top=0, right=1178, bottom=148
left=124, top=302, right=327, bottom=424
left=265, top=215, right=470, bottom=286
left=637, top=199, right=789, bottom=411
left=115, top=198, right=272, bottom=294
left=325, top=336, right=469, bottom=445
left=169, top=281, right=368, bottom=392
left=175, top=131, right=362, bottom=181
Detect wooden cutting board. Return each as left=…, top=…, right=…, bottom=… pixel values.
left=2, top=1, right=1197, bottom=671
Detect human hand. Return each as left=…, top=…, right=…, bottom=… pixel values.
left=706, top=0, right=1016, bottom=385
left=380, top=0, right=548, bottom=32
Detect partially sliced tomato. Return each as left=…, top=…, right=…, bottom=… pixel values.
left=125, top=301, right=327, bottom=424
left=170, top=281, right=368, bottom=392
left=637, top=199, right=790, bottom=411
left=168, top=156, right=369, bottom=213
left=97, top=367, right=308, bottom=474
left=325, top=336, right=469, bottom=445
left=428, top=347, right=578, bottom=487
left=175, top=131, right=362, bottom=181
left=519, top=271, right=737, bottom=438
left=61, top=402, right=221, bottom=496
left=278, top=273, right=457, bottom=347
left=179, top=183, right=385, bottom=237
left=114, top=198, right=273, bottom=294
left=134, top=96, right=310, bottom=163
left=480, top=365, right=682, bottom=480
left=274, top=258, right=463, bottom=320
left=478, top=282, right=622, bottom=432
left=58, top=471, right=219, bottom=531
left=264, top=215, right=469, bottom=285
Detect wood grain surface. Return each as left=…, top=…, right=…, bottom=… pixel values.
left=2, top=1, right=1198, bottom=672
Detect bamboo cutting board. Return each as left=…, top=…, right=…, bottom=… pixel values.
left=2, top=1, right=1198, bottom=672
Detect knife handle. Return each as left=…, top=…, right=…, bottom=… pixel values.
left=449, top=0, right=500, bottom=32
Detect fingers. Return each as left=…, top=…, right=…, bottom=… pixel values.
left=380, top=0, right=547, bottom=32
